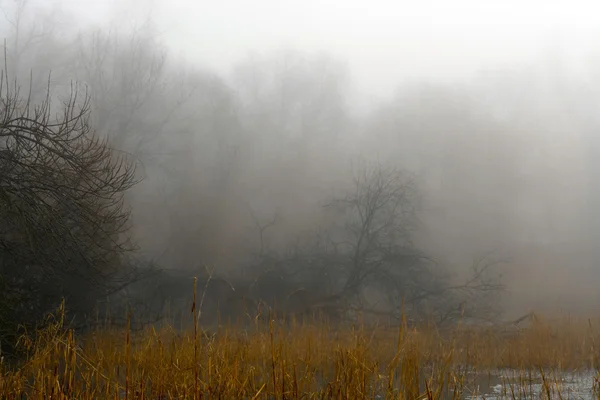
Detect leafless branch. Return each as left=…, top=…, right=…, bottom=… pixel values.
left=0, top=70, right=140, bottom=347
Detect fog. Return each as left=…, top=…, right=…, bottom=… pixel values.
left=4, top=0, right=600, bottom=321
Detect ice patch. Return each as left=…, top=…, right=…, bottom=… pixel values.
left=465, top=369, right=598, bottom=400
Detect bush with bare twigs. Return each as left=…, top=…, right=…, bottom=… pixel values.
left=0, top=72, right=139, bottom=356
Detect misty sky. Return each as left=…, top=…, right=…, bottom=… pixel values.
left=61, top=0, right=600, bottom=98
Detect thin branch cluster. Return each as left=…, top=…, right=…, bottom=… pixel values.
left=0, top=74, right=139, bottom=348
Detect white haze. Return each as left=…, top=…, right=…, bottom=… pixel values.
left=66, top=0, right=600, bottom=98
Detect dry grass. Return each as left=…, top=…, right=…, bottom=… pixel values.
left=1, top=301, right=600, bottom=399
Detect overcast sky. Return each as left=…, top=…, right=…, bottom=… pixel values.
left=61, top=0, right=600, bottom=97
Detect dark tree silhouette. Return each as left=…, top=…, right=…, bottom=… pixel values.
left=0, top=73, right=139, bottom=355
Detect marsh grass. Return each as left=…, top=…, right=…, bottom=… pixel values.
left=1, top=298, right=600, bottom=399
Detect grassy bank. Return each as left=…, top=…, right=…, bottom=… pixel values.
left=1, top=306, right=599, bottom=399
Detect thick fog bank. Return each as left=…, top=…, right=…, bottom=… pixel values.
left=2, top=0, right=600, bottom=322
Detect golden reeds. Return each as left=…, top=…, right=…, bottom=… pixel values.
left=0, top=295, right=599, bottom=399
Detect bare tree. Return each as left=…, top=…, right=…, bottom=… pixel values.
left=74, top=21, right=170, bottom=153
left=0, top=74, right=139, bottom=354
left=325, top=162, right=421, bottom=300
left=0, top=0, right=76, bottom=101
left=248, top=161, right=504, bottom=324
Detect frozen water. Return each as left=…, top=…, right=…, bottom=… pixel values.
left=465, top=369, right=598, bottom=400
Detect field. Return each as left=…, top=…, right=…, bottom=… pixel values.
left=1, top=301, right=599, bottom=400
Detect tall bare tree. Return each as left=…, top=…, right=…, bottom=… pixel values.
left=0, top=0, right=76, bottom=100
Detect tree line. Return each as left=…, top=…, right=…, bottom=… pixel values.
left=1, top=0, right=599, bottom=356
